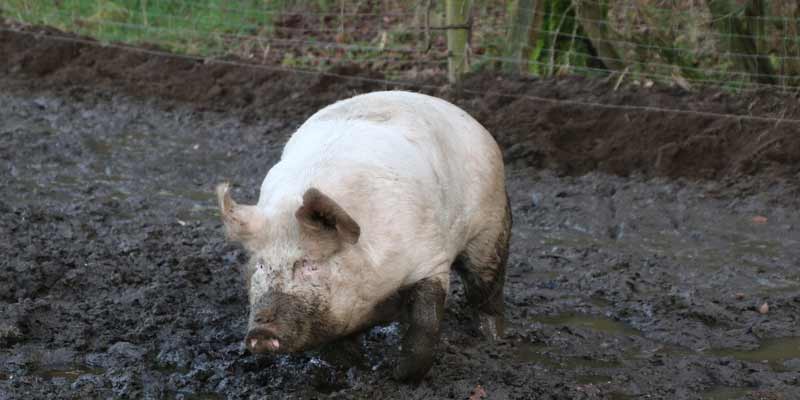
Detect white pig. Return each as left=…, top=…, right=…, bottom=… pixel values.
left=217, top=90, right=510, bottom=381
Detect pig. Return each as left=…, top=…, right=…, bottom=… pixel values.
left=216, top=90, right=510, bottom=382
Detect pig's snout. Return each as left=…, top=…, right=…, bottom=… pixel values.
left=245, top=296, right=284, bottom=354
left=245, top=326, right=281, bottom=353
left=245, top=292, right=314, bottom=354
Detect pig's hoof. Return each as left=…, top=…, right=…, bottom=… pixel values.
left=393, top=353, right=432, bottom=383
left=477, top=313, right=506, bottom=343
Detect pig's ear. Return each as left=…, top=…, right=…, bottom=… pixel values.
left=216, top=183, right=267, bottom=248
left=295, top=188, right=360, bottom=251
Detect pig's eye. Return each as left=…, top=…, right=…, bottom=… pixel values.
left=293, top=259, right=319, bottom=279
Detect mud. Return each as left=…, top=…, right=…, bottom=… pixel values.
left=2, top=26, right=800, bottom=400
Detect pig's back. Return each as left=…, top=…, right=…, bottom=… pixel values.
left=262, top=91, right=505, bottom=272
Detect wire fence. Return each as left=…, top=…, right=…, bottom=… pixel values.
left=2, top=1, right=800, bottom=92
left=4, top=24, right=800, bottom=128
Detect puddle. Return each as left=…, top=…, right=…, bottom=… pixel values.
left=514, top=342, right=550, bottom=364
left=176, top=392, right=225, bottom=400
left=514, top=342, right=621, bottom=369
left=175, top=189, right=213, bottom=203
left=541, top=235, right=597, bottom=249
left=625, top=343, right=695, bottom=361
left=557, top=356, right=621, bottom=369
left=700, top=386, right=752, bottom=400
left=531, top=313, right=640, bottom=337
left=516, top=314, right=637, bottom=370
left=36, top=365, right=105, bottom=381
left=187, top=395, right=223, bottom=400
left=168, top=392, right=223, bottom=400
left=707, top=337, right=800, bottom=370
left=83, top=136, right=113, bottom=157
left=575, top=374, right=612, bottom=385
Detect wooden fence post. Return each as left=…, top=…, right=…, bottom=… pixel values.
left=446, top=0, right=472, bottom=83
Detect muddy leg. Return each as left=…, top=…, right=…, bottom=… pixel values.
left=319, top=333, right=366, bottom=369
left=456, top=198, right=511, bottom=341
left=394, top=276, right=446, bottom=382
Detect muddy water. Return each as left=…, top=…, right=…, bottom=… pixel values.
left=36, top=366, right=105, bottom=381
left=708, top=337, right=800, bottom=370
left=700, top=386, right=753, bottom=400
left=2, top=85, right=800, bottom=399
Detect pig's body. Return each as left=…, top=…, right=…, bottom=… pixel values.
left=218, top=91, right=510, bottom=382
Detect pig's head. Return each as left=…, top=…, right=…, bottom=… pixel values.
left=216, top=183, right=362, bottom=354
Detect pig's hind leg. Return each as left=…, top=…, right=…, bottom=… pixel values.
left=394, top=275, right=447, bottom=382
left=454, top=195, right=511, bottom=341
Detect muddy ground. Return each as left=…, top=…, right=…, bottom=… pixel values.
left=1, top=27, right=800, bottom=400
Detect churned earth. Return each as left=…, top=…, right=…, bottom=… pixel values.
left=1, top=26, right=800, bottom=400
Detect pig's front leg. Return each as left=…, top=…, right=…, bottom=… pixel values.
left=394, top=276, right=447, bottom=382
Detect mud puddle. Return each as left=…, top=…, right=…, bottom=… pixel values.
left=167, top=392, right=223, bottom=400
left=35, top=366, right=105, bottom=381
left=699, top=386, right=764, bottom=400
left=708, top=337, right=800, bottom=371
left=530, top=313, right=640, bottom=337
left=2, top=74, right=800, bottom=398
left=516, top=343, right=622, bottom=370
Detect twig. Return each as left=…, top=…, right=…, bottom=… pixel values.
left=614, top=66, right=630, bottom=91
left=428, top=24, right=471, bottom=30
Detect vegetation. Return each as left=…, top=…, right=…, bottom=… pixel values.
left=1, top=0, right=798, bottom=88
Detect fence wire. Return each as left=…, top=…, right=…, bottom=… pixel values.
left=3, top=25, right=799, bottom=128
left=2, top=1, right=800, bottom=92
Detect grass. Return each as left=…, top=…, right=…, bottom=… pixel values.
left=1, top=0, right=296, bottom=55
left=1, top=0, right=796, bottom=88
left=0, top=0, right=441, bottom=75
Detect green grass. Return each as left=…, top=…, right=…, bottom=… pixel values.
left=1, top=1, right=795, bottom=88
left=1, top=0, right=295, bottom=55
left=0, top=0, right=434, bottom=74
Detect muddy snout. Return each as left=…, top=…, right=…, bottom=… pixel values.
left=245, top=326, right=281, bottom=353
left=244, top=292, right=310, bottom=354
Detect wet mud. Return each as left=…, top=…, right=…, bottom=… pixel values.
left=2, top=26, right=800, bottom=400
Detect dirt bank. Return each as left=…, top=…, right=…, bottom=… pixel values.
left=1, top=24, right=800, bottom=400
left=2, top=25, right=800, bottom=182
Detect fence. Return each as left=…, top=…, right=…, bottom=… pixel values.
left=2, top=1, right=800, bottom=91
